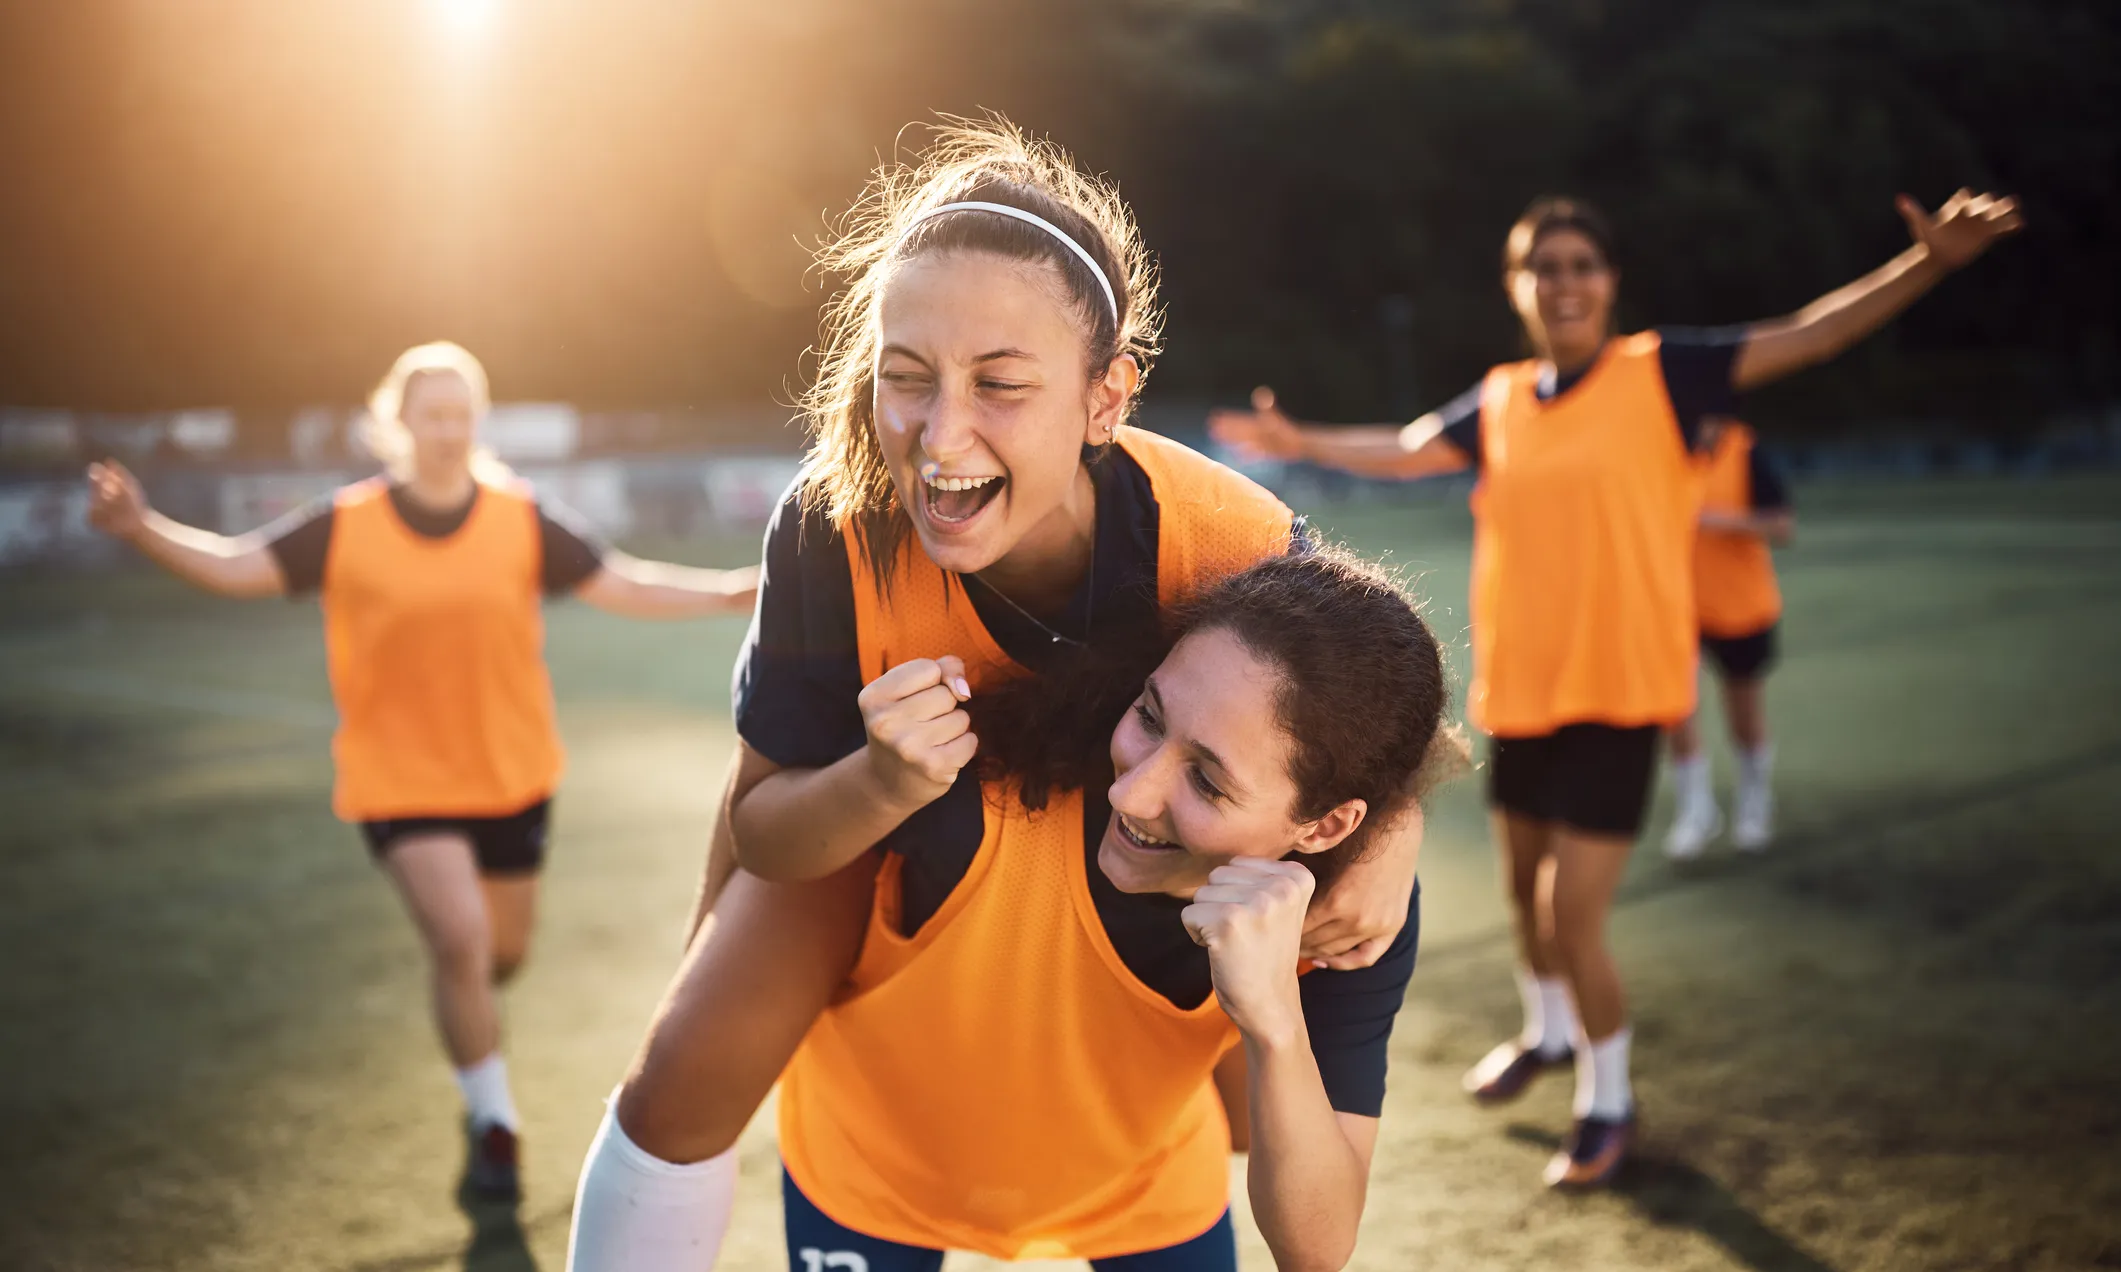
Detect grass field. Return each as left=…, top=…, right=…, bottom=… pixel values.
left=3, top=474, right=2120, bottom=1272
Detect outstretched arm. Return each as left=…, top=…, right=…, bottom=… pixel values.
left=1209, top=389, right=1473, bottom=482
left=1733, top=189, right=2022, bottom=391
left=576, top=552, right=759, bottom=620
left=85, top=461, right=286, bottom=599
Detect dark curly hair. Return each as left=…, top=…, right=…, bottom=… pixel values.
left=967, top=545, right=1466, bottom=887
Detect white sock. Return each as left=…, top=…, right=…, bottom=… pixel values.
left=1670, top=754, right=1713, bottom=813
left=1738, top=743, right=1775, bottom=792
left=1515, top=969, right=1577, bottom=1057
left=455, top=1052, right=520, bottom=1132
left=566, top=1098, right=738, bottom=1272
left=1573, top=1026, right=1634, bottom=1120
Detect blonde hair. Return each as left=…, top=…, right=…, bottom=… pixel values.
left=799, top=115, right=1163, bottom=575
left=360, top=341, right=507, bottom=482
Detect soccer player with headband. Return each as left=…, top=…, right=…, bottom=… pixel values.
left=567, top=118, right=1431, bottom=1269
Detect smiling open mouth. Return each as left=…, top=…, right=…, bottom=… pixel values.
left=924, top=473, right=1006, bottom=524
left=1116, top=813, right=1180, bottom=853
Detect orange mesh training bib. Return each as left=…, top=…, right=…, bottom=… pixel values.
left=1693, top=423, right=1783, bottom=637
left=1468, top=332, right=1703, bottom=735
left=779, top=427, right=1291, bottom=1260
left=321, top=478, right=562, bottom=820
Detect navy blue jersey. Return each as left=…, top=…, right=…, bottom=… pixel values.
left=732, top=446, right=1413, bottom=1117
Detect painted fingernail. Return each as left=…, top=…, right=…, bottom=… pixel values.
left=952, top=677, right=971, bottom=699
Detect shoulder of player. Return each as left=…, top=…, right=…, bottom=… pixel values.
left=1113, top=424, right=1288, bottom=522
left=331, top=476, right=391, bottom=510
left=767, top=469, right=849, bottom=558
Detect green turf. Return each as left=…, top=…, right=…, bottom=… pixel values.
left=2, top=475, right=2118, bottom=1271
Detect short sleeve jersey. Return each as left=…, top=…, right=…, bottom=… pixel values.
left=733, top=449, right=1413, bottom=1117
left=1435, top=327, right=1748, bottom=464
left=264, top=484, right=605, bottom=596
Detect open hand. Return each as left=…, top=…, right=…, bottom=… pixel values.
left=1208, top=387, right=1308, bottom=463
left=1897, top=189, right=2023, bottom=273
left=85, top=460, right=148, bottom=540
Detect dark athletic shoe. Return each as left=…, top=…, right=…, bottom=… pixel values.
left=1462, top=1040, right=1574, bottom=1105
left=463, top=1120, right=522, bottom=1203
left=1544, top=1110, right=1636, bottom=1190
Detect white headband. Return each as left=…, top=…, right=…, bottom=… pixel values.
left=896, top=200, right=1120, bottom=325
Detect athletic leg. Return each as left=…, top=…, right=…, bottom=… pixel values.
left=482, top=875, right=538, bottom=986
left=1544, top=827, right=1638, bottom=1187
left=1662, top=667, right=1722, bottom=860
left=1091, top=1209, right=1239, bottom=1272
left=615, top=856, right=879, bottom=1162
left=1724, top=674, right=1776, bottom=850
left=1464, top=808, right=1576, bottom=1101
left=382, top=832, right=500, bottom=1071
left=781, top=1166, right=946, bottom=1272
left=1723, top=675, right=1769, bottom=753
left=1666, top=712, right=1702, bottom=761
left=567, top=846, right=877, bottom=1270
left=1546, top=827, right=1633, bottom=1052
left=381, top=831, right=523, bottom=1197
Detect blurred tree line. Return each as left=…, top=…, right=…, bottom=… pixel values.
left=0, top=0, right=2112, bottom=441
left=1079, top=0, right=2120, bottom=433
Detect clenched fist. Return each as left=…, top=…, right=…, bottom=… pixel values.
left=1183, top=857, right=1314, bottom=1044
left=859, top=654, right=977, bottom=810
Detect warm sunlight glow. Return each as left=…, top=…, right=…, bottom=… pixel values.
left=432, top=0, right=501, bottom=38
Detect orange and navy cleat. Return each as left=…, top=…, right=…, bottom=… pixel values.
left=1461, top=1040, right=1574, bottom=1105
left=1544, top=1111, right=1636, bottom=1190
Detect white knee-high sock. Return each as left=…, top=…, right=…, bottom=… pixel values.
left=455, top=1052, right=520, bottom=1132
left=1515, top=968, right=1578, bottom=1058
left=1572, top=1027, right=1634, bottom=1121
left=567, top=1098, right=737, bottom=1272
left=1670, top=754, right=1714, bottom=815
left=1738, top=742, right=1775, bottom=793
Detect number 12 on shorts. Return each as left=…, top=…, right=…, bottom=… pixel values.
left=799, top=1248, right=869, bottom=1272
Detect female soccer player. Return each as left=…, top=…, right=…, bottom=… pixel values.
left=1211, top=188, right=2020, bottom=1187
left=764, top=548, right=1453, bottom=1271
left=565, top=120, right=1424, bottom=1268
left=84, top=341, right=758, bottom=1201
left=1664, top=420, right=1795, bottom=860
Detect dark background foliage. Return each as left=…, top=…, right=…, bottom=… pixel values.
left=1, top=0, right=2112, bottom=437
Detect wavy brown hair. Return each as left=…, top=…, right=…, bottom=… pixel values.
left=968, top=546, right=1468, bottom=888
left=797, top=115, right=1163, bottom=582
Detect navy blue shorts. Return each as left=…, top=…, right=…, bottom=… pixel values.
left=1488, top=724, right=1662, bottom=839
left=1702, top=624, right=1778, bottom=681
left=358, top=797, right=551, bottom=876
left=783, top=1167, right=1237, bottom=1272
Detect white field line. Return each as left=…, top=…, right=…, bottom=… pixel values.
left=6, top=666, right=335, bottom=729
